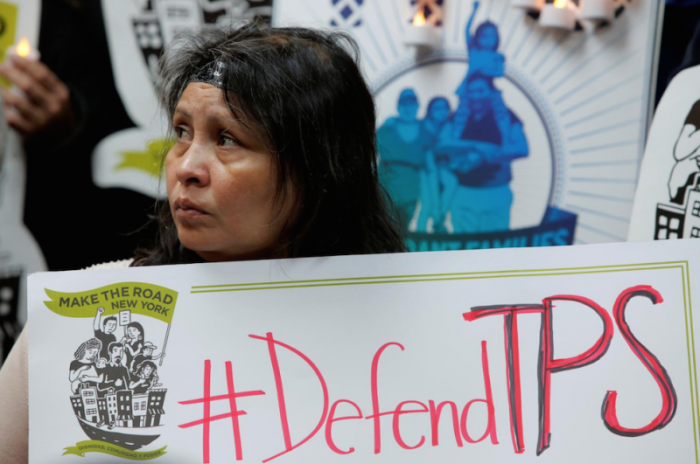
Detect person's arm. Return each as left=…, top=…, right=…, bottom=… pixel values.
left=436, top=137, right=501, bottom=156
left=69, top=364, right=90, bottom=382
left=0, top=327, right=29, bottom=462
left=93, top=307, right=104, bottom=332
left=129, top=378, right=145, bottom=389
left=673, top=124, right=700, bottom=162
left=466, top=1, right=480, bottom=50
left=494, top=121, right=528, bottom=163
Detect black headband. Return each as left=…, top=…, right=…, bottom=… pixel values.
left=190, top=60, right=226, bottom=87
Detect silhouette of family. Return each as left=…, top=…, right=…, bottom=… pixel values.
left=378, top=1, right=529, bottom=235
left=69, top=307, right=164, bottom=397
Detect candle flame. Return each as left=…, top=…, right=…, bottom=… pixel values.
left=553, top=0, right=567, bottom=8
left=16, top=37, right=31, bottom=58
left=413, top=10, right=426, bottom=26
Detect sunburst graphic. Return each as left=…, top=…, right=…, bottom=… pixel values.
left=273, top=0, right=659, bottom=247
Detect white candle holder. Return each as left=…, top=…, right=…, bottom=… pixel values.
left=511, top=0, right=546, bottom=12
left=579, top=0, right=615, bottom=22
left=540, top=0, right=578, bottom=30
left=403, top=24, right=441, bottom=47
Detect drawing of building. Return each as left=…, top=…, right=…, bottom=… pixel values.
left=145, top=389, right=167, bottom=427
left=655, top=182, right=700, bottom=240
left=80, top=386, right=99, bottom=423
left=97, top=397, right=109, bottom=425
left=105, top=392, right=118, bottom=423
left=132, top=394, right=149, bottom=428
left=70, top=395, right=85, bottom=420
left=116, top=390, right=134, bottom=427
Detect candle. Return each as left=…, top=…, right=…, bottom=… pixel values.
left=512, top=0, right=545, bottom=12
left=5, top=37, right=41, bottom=101
left=403, top=10, right=440, bottom=48
left=579, top=0, right=615, bottom=22
left=7, top=37, right=41, bottom=62
left=539, top=0, right=577, bottom=30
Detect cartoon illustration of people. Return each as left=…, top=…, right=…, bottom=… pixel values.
left=93, top=307, right=118, bottom=360
left=102, top=342, right=131, bottom=392
left=668, top=100, right=700, bottom=204
left=131, top=341, right=165, bottom=372
left=69, top=338, right=103, bottom=393
left=436, top=72, right=529, bottom=233
left=120, top=321, right=145, bottom=370
left=130, top=361, right=160, bottom=394
left=378, top=88, right=437, bottom=230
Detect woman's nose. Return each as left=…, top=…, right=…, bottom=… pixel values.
left=176, top=142, right=211, bottom=187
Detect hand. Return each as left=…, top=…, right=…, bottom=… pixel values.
left=473, top=1, right=480, bottom=10
left=115, top=379, right=123, bottom=387
left=0, top=56, right=75, bottom=138
left=97, top=307, right=105, bottom=314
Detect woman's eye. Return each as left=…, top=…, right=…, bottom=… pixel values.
left=176, top=126, right=191, bottom=141
left=220, top=134, right=238, bottom=148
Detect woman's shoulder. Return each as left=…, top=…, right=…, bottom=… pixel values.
left=84, top=259, right=134, bottom=270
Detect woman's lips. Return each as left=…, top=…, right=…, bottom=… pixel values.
left=173, top=198, right=209, bottom=220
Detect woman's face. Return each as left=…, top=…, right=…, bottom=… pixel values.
left=166, top=83, right=294, bottom=262
left=429, top=100, right=450, bottom=123
left=127, top=327, right=140, bottom=340
left=477, top=27, right=498, bottom=51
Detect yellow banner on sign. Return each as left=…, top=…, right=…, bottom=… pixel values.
left=0, top=2, right=18, bottom=88
left=62, top=440, right=167, bottom=460
left=44, top=282, right=178, bottom=325
left=116, top=139, right=173, bottom=177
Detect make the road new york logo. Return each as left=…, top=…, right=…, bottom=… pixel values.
left=44, top=282, right=178, bottom=460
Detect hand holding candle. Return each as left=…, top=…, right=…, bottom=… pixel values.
left=7, top=37, right=41, bottom=62
left=0, top=37, right=75, bottom=139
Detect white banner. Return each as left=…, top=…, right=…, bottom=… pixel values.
left=28, top=239, right=700, bottom=462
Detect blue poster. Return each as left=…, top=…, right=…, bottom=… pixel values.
left=274, top=0, right=660, bottom=251
left=376, top=2, right=575, bottom=250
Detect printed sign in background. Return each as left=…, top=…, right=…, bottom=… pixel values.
left=97, top=0, right=273, bottom=198
left=628, top=64, right=700, bottom=242
left=0, top=0, right=46, bottom=362
left=28, top=240, right=700, bottom=462
left=274, top=0, right=662, bottom=251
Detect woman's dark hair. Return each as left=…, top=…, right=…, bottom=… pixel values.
left=474, top=21, right=499, bottom=51
left=134, top=22, right=405, bottom=266
left=135, top=361, right=157, bottom=377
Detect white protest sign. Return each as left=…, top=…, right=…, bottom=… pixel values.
left=629, top=64, right=700, bottom=242
left=29, top=240, right=700, bottom=462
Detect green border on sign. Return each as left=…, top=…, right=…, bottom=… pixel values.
left=191, top=260, right=699, bottom=462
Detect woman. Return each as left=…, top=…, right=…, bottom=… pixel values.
left=417, top=97, right=452, bottom=233
left=0, top=22, right=405, bottom=461
left=121, top=322, right=145, bottom=370
left=129, top=361, right=159, bottom=394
